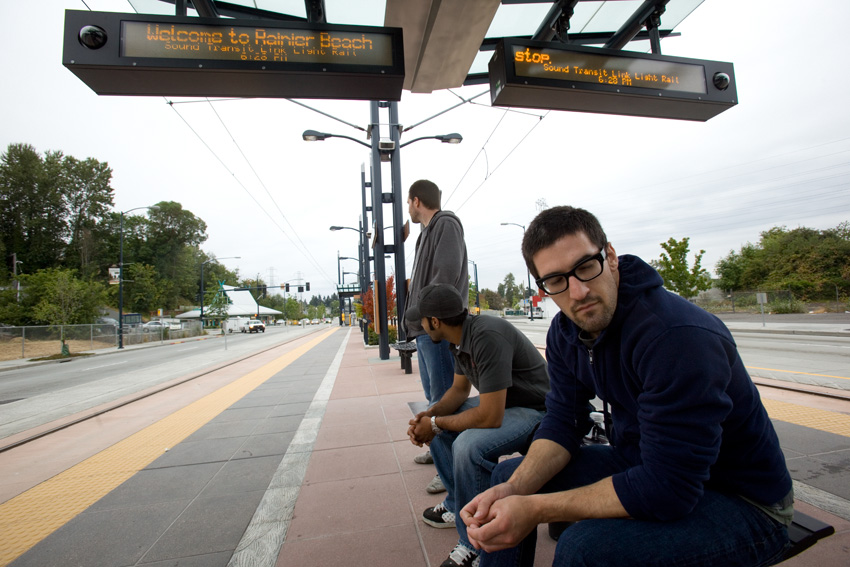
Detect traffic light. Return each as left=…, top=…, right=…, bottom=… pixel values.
left=285, top=283, right=290, bottom=292
left=306, top=282, right=310, bottom=291
left=298, top=286, right=304, bottom=292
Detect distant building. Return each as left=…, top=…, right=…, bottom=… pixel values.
left=175, top=285, right=282, bottom=321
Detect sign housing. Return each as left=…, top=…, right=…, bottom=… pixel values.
left=489, top=39, right=736, bottom=121
left=63, top=10, right=404, bottom=100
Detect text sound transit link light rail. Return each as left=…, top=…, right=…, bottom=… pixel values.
left=62, top=10, right=404, bottom=100
left=489, top=39, right=737, bottom=121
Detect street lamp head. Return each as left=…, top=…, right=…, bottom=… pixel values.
left=303, top=129, right=329, bottom=142
left=436, top=133, right=463, bottom=144
left=148, top=205, right=161, bottom=212
left=329, top=226, right=343, bottom=231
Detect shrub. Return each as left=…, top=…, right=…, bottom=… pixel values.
left=768, top=298, right=804, bottom=314
left=367, top=324, right=398, bottom=345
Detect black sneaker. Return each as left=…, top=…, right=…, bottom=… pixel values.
left=422, top=502, right=456, bottom=528
left=440, top=543, right=479, bottom=567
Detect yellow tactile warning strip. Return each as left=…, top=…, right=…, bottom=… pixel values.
left=762, top=397, right=850, bottom=438
left=747, top=365, right=850, bottom=382
left=0, top=328, right=338, bottom=566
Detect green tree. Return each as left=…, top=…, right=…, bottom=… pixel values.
left=715, top=250, right=745, bottom=292
left=282, top=296, right=302, bottom=320
left=26, top=268, right=105, bottom=325
left=206, top=285, right=230, bottom=322
left=122, top=263, right=163, bottom=315
left=482, top=289, right=504, bottom=310
left=497, top=273, right=520, bottom=307
left=714, top=223, right=850, bottom=300
left=0, top=144, right=67, bottom=273
left=650, top=237, right=712, bottom=299
left=144, top=202, right=208, bottom=309
left=61, top=155, right=115, bottom=276
left=468, top=276, right=480, bottom=313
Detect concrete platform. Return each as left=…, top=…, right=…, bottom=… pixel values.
left=0, top=327, right=847, bottom=566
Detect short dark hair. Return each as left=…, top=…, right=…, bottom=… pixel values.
left=438, top=309, right=468, bottom=328
left=408, top=179, right=441, bottom=210
left=424, top=309, right=468, bottom=330
left=522, top=206, right=608, bottom=279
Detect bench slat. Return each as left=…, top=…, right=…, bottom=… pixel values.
left=782, top=510, right=835, bottom=560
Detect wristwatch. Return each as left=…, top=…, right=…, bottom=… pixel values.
left=430, top=415, right=443, bottom=435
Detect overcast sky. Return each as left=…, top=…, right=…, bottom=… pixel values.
left=1, top=0, right=848, bottom=302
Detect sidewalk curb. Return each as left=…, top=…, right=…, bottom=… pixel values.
left=725, top=327, right=850, bottom=338
left=0, top=333, right=220, bottom=374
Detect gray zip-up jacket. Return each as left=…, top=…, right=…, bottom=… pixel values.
left=404, top=210, right=469, bottom=338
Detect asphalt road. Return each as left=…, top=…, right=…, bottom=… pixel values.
left=507, top=315, right=850, bottom=391
left=0, top=324, right=326, bottom=439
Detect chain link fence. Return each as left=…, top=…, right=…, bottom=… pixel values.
left=0, top=321, right=203, bottom=361
left=693, top=289, right=802, bottom=314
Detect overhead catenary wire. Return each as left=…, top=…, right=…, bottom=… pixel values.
left=452, top=111, right=551, bottom=213
left=203, top=98, right=334, bottom=284
left=166, top=101, right=336, bottom=287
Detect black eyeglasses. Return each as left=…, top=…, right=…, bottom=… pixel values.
left=535, top=249, right=607, bottom=295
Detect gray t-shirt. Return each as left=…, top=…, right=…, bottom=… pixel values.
left=450, top=315, right=549, bottom=411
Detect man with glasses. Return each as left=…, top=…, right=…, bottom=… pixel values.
left=461, top=206, right=792, bottom=567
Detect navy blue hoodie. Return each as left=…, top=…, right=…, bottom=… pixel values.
left=535, top=255, right=791, bottom=521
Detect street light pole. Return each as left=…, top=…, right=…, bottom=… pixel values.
left=12, top=254, right=22, bottom=303
left=337, top=250, right=357, bottom=325
left=501, top=222, right=534, bottom=321
left=305, top=115, right=463, bottom=359
left=118, top=205, right=159, bottom=349
left=469, top=259, right=480, bottom=313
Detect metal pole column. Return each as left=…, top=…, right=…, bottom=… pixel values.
left=118, top=212, right=125, bottom=349
left=199, top=262, right=206, bottom=327
left=361, top=165, right=372, bottom=344
left=369, top=101, right=390, bottom=359
left=369, top=101, right=390, bottom=360
left=388, top=101, right=407, bottom=340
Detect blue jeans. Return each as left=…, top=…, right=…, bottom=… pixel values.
left=481, top=445, right=790, bottom=567
left=430, top=399, right=545, bottom=551
left=415, top=335, right=455, bottom=406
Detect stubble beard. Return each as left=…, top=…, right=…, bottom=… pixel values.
left=569, top=295, right=615, bottom=336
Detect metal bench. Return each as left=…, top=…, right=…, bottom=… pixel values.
left=780, top=509, right=835, bottom=561
left=391, top=341, right=417, bottom=374
left=548, top=414, right=835, bottom=561
left=548, top=509, right=834, bottom=563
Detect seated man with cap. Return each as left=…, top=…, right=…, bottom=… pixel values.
left=406, top=283, right=550, bottom=567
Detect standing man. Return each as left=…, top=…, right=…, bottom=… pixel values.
left=461, top=206, right=793, bottom=567
left=407, top=284, right=549, bottom=567
left=405, top=179, right=469, bottom=495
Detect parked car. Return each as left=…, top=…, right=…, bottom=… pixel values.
left=241, top=319, right=265, bottom=333
left=311, top=319, right=319, bottom=325
left=142, top=320, right=169, bottom=332
left=97, top=317, right=119, bottom=326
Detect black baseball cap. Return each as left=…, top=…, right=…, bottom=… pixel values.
left=405, top=284, right=465, bottom=322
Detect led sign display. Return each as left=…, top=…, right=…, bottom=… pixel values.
left=121, top=21, right=395, bottom=66
left=63, top=10, right=404, bottom=100
left=489, top=40, right=736, bottom=121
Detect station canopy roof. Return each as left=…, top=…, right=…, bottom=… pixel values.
left=127, top=0, right=705, bottom=94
